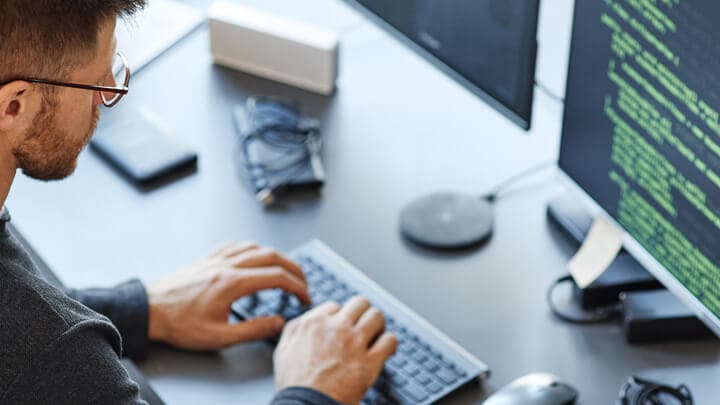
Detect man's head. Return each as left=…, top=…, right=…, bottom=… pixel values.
left=0, top=1, right=145, bottom=181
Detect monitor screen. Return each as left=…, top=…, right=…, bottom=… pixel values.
left=342, top=0, right=540, bottom=130
left=559, top=0, right=720, bottom=331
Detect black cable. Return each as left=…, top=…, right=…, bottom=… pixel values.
left=535, top=80, right=565, bottom=103
left=483, top=161, right=556, bottom=202
left=619, top=376, right=693, bottom=405
left=241, top=124, right=316, bottom=174
left=546, top=274, right=620, bottom=325
left=235, top=98, right=323, bottom=205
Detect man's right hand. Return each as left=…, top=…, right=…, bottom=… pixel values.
left=274, top=297, right=399, bottom=405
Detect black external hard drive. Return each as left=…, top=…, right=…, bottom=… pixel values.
left=90, top=110, right=198, bottom=189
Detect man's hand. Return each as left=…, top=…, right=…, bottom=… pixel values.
left=274, top=297, right=399, bottom=405
left=146, top=242, right=311, bottom=350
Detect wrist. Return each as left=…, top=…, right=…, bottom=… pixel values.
left=275, top=387, right=344, bottom=405
left=277, top=379, right=353, bottom=405
left=147, top=292, right=169, bottom=342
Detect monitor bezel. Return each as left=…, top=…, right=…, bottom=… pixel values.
left=340, top=0, right=539, bottom=131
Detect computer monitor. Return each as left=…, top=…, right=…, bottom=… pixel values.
left=341, top=0, right=540, bottom=130
left=559, top=0, right=720, bottom=335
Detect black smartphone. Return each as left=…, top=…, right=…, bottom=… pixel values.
left=90, top=111, right=198, bottom=189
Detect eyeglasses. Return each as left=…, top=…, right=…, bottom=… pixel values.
left=0, top=51, right=130, bottom=108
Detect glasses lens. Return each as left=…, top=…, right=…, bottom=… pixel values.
left=101, top=54, right=128, bottom=106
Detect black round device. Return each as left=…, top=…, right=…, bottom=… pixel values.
left=400, top=192, right=494, bottom=250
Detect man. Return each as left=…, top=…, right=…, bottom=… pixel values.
left=0, top=2, right=397, bottom=404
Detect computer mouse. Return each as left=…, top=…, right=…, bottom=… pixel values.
left=483, top=372, right=579, bottom=405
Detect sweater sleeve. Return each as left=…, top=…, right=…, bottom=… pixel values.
left=270, top=387, right=342, bottom=405
left=66, top=279, right=150, bottom=360
left=1, top=320, right=147, bottom=405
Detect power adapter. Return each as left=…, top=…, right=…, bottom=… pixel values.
left=620, top=290, right=716, bottom=343
left=574, top=252, right=662, bottom=309
left=547, top=192, right=662, bottom=309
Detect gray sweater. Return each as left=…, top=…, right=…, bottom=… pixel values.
left=0, top=208, right=338, bottom=405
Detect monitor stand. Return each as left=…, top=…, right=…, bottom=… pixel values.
left=547, top=192, right=716, bottom=343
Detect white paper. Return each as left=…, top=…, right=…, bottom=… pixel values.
left=568, top=215, right=624, bottom=288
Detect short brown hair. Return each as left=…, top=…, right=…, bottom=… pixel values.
left=0, top=0, right=146, bottom=84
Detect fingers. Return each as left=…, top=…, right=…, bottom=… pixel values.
left=211, top=241, right=259, bottom=258
left=355, top=307, right=386, bottom=346
left=213, top=316, right=285, bottom=347
left=368, top=332, right=399, bottom=365
left=337, top=296, right=371, bottom=324
left=229, top=267, right=311, bottom=305
left=304, top=300, right=342, bottom=318
left=230, top=247, right=305, bottom=282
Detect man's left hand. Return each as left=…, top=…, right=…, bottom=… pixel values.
left=146, top=242, right=310, bottom=350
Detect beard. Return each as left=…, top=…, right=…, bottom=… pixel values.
left=13, top=98, right=99, bottom=181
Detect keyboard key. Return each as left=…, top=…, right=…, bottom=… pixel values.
left=415, top=371, right=433, bottom=385
left=255, top=308, right=271, bottom=317
left=331, top=289, right=351, bottom=303
left=388, top=356, right=407, bottom=368
left=427, top=381, right=443, bottom=394
left=384, top=387, right=404, bottom=403
left=423, top=360, right=440, bottom=372
left=398, top=342, right=416, bottom=355
left=443, top=361, right=466, bottom=378
left=402, top=362, right=420, bottom=377
left=306, top=271, right=323, bottom=283
left=437, top=367, right=458, bottom=384
left=399, top=382, right=429, bottom=402
left=283, top=306, right=303, bottom=320
left=454, top=367, right=468, bottom=378
left=389, top=373, right=408, bottom=386
left=313, top=295, right=328, bottom=305
left=439, top=358, right=456, bottom=369
left=412, top=351, right=428, bottom=364
left=319, top=283, right=335, bottom=295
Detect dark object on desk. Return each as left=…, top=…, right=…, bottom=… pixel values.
left=233, top=97, right=325, bottom=207
left=574, top=253, right=662, bottom=310
left=483, top=373, right=578, bottom=405
left=620, top=290, right=716, bottom=344
left=400, top=162, right=554, bottom=251
left=231, top=240, right=489, bottom=405
left=547, top=193, right=663, bottom=309
left=90, top=112, right=198, bottom=189
left=618, top=376, right=693, bottom=405
left=400, top=192, right=494, bottom=249
left=547, top=192, right=713, bottom=342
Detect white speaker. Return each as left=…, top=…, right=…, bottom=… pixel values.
left=209, top=1, right=340, bottom=95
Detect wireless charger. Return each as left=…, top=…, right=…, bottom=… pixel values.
left=400, top=192, right=494, bottom=250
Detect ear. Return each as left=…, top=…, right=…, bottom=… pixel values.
left=0, top=80, right=35, bottom=133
